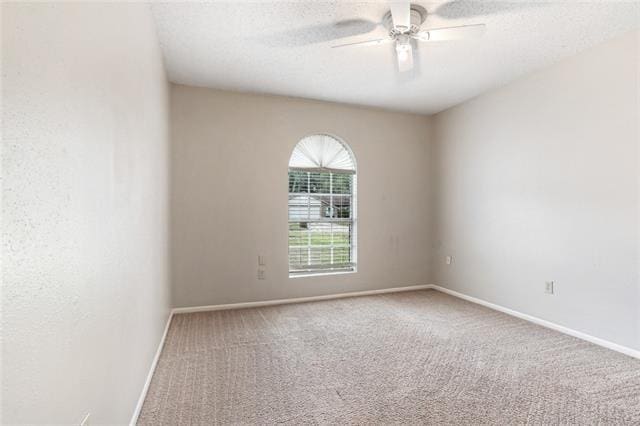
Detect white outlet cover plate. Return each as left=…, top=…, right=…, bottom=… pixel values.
left=545, top=281, right=554, bottom=294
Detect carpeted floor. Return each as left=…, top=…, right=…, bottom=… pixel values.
left=138, top=289, right=640, bottom=425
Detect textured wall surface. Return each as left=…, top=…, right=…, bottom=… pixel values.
left=2, top=3, right=638, bottom=423
left=170, top=85, right=433, bottom=308
left=2, top=3, right=171, bottom=423
left=431, top=31, right=639, bottom=351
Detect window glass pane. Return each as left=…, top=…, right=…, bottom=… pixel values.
left=308, top=223, right=331, bottom=246
left=289, top=170, right=308, bottom=193
left=307, top=195, right=331, bottom=220
left=288, top=195, right=310, bottom=220
left=288, top=246, right=308, bottom=267
left=331, top=195, right=352, bottom=219
left=332, top=222, right=351, bottom=246
left=309, top=172, right=330, bottom=194
left=332, top=173, right=352, bottom=194
left=332, top=246, right=351, bottom=264
left=309, top=246, right=332, bottom=265
left=288, top=223, right=308, bottom=246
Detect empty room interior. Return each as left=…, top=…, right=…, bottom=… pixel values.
left=2, top=0, right=640, bottom=424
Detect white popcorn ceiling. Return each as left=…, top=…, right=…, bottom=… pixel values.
left=151, top=1, right=640, bottom=115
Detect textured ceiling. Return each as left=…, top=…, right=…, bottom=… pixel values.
left=151, top=1, right=640, bottom=115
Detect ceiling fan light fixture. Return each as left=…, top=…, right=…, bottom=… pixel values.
left=330, top=2, right=486, bottom=76
left=395, top=35, right=411, bottom=62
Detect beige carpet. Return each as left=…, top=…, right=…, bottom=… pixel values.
left=138, top=290, right=640, bottom=425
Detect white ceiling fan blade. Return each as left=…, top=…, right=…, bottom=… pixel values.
left=396, top=42, right=414, bottom=72
left=262, top=19, right=380, bottom=46
left=414, top=24, right=486, bottom=42
left=331, top=38, right=390, bottom=48
left=390, top=1, right=411, bottom=31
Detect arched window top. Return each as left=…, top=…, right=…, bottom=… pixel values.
left=289, top=134, right=356, bottom=174
left=287, top=134, right=357, bottom=277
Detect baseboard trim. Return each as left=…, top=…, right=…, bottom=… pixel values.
left=130, top=310, right=174, bottom=426
left=172, top=284, right=433, bottom=314
left=131, top=283, right=638, bottom=423
left=430, top=285, right=640, bottom=360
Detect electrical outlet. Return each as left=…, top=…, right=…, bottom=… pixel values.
left=258, top=255, right=266, bottom=266
left=80, top=413, right=90, bottom=426
left=445, top=256, right=452, bottom=265
left=545, top=281, right=554, bottom=295
left=257, top=269, right=265, bottom=280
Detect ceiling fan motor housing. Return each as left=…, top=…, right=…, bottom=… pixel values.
left=383, top=6, right=426, bottom=37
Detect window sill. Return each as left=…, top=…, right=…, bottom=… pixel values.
left=289, top=269, right=357, bottom=279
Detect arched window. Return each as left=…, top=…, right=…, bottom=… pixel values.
left=288, top=134, right=357, bottom=276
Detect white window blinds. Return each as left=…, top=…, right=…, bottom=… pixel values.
left=289, top=134, right=356, bottom=173
left=288, top=135, right=356, bottom=276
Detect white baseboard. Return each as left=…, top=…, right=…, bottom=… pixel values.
left=130, top=310, right=174, bottom=426
left=171, top=284, right=433, bottom=314
left=430, top=285, right=640, bottom=360
left=130, top=283, right=638, bottom=424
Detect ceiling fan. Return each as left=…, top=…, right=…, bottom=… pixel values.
left=331, top=1, right=486, bottom=73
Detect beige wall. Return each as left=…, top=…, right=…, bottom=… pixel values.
left=3, top=5, right=637, bottom=423
left=432, top=31, right=639, bottom=350
left=170, top=85, right=433, bottom=307
left=2, top=3, right=170, bottom=423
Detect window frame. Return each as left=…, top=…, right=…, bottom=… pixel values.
left=287, top=135, right=357, bottom=278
